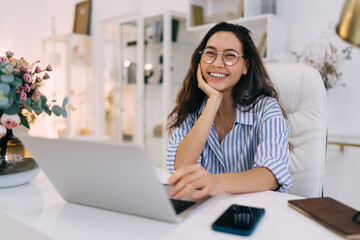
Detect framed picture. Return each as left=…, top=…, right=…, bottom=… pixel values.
left=73, top=1, right=91, bottom=35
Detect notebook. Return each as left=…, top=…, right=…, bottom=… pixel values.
left=288, top=197, right=360, bottom=239
left=19, top=135, right=210, bottom=223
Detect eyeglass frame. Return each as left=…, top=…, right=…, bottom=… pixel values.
left=199, top=48, right=244, bottom=66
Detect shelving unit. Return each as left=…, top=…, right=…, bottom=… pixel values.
left=101, top=11, right=197, bottom=167
left=42, top=34, right=93, bottom=138
left=188, top=0, right=278, bottom=29
left=187, top=0, right=286, bottom=61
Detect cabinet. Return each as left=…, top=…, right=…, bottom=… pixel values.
left=102, top=12, right=197, bottom=167
left=42, top=34, right=93, bottom=138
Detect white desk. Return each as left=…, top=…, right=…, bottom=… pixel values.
left=0, top=170, right=343, bottom=240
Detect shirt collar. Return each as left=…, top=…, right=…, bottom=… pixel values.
left=197, top=97, right=255, bottom=126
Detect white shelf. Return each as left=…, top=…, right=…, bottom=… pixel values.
left=187, top=13, right=287, bottom=61
left=101, top=11, right=192, bottom=168
left=187, top=0, right=274, bottom=30
left=42, top=34, right=93, bottom=138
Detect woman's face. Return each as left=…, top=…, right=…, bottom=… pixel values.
left=200, top=31, right=247, bottom=95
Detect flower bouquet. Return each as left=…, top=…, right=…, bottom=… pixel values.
left=291, top=42, right=352, bottom=89
left=0, top=51, right=67, bottom=185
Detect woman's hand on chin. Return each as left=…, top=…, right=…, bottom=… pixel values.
left=197, top=64, right=223, bottom=101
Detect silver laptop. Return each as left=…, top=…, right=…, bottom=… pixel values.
left=19, top=135, right=210, bottom=223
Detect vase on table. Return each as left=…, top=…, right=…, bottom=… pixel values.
left=0, top=129, right=40, bottom=188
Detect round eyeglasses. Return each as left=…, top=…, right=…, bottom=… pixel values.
left=199, top=48, right=244, bottom=66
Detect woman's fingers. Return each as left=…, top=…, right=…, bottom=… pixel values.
left=196, top=64, right=223, bottom=101
left=168, top=165, right=197, bottom=185
left=168, top=165, right=212, bottom=199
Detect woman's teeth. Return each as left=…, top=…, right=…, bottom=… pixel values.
left=210, top=73, right=227, bottom=78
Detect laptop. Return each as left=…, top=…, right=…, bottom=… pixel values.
left=19, top=135, right=210, bottom=223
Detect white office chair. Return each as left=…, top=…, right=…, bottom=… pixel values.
left=266, top=62, right=328, bottom=198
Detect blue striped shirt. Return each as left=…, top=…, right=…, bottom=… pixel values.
left=166, top=96, right=292, bottom=193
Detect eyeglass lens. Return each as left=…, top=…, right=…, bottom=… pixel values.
left=201, top=49, right=240, bottom=66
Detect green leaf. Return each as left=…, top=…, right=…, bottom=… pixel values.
left=19, top=113, right=30, bottom=129
left=34, top=99, right=42, bottom=108
left=52, top=105, right=62, bottom=116
left=15, top=93, right=21, bottom=104
left=0, top=74, right=14, bottom=83
left=61, top=109, right=67, bottom=118
left=1, top=92, right=14, bottom=109
left=41, top=104, right=51, bottom=115
left=2, top=102, right=19, bottom=115
left=23, top=98, right=32, bottom=110
left=40, top=95, right=47, bottom=104
left=32, top=106, right=42, bottom=115
left=62, top=97, right=68, bottom=107
left=11, top=77, right=22, bottom=88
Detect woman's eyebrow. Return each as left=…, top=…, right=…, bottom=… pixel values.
left=205, top=45, right=240, bottom=53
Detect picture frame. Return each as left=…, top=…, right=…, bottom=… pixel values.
left=73, top=1, right=91, bottom=35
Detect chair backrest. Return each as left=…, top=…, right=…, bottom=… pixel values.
left=266, top=62, right=328, bottom=197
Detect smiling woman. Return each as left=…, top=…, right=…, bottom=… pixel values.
left=165, top=21, right=292, bottom=200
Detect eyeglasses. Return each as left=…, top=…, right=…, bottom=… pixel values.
left=199, top=48, right=244, bottom=66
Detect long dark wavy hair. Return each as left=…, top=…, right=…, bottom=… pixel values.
left=166, top=21, right=281, bottom=133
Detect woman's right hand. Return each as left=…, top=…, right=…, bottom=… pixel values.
left=197, top=64, right=223, bottom=100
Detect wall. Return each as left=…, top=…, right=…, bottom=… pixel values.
left=276, top=0, right=360, bottom=138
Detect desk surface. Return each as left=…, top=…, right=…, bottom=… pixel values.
left=0, top=169, right=343, bottom=240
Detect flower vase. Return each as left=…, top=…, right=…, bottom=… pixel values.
left=0, top=130, right=40, bottom=188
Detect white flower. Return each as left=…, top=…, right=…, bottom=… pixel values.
left=0, top=124, right=7, bottom=137
left=0, top=114, right=21, bottom=129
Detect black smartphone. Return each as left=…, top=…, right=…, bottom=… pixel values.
left=211, top=204, right=265, bottom=236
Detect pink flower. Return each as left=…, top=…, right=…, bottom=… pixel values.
left=16, top=86, right=24, bottom=93
left=0, top=56, right=6, bottom=62
left=30, top=83, right=35, bottom=90
left=31, top=88, right=42, bottom=101
left=35, top=76, right=42, bottom=83
left=35, top=66, right=42, bottom=73
left=19, top=91, right=27, bottom=102
left=0, top=114, right=21, bottom=129
left=5, top=51, right=14, bottom=58
left=24, top=83, right=31, bottom=92
left=45, top=64, right=52, bottom=71
left=20, top=64, right=28, bottom=72
left=0, top=125, right=6, bottom=137
left=43, top=72, right=50, bottom=80
left=23, top=73, right=32, bottom=83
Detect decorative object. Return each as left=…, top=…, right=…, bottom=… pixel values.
left=291, top=42, right=352, bottom=89
left=190, top=4, right=204, bottom=27
left=73, top=1, right=91, bottom=35
left=336, top=0, right=360, bottom=48
left=153, top=124, right=163, bottom=138
left=0, top=51, right=68, bottom=187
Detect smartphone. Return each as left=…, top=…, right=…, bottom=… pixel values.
left=211, top=204, right=265, bottom=236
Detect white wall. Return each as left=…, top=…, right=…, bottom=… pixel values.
left=276, top=0, right=360, bottom=137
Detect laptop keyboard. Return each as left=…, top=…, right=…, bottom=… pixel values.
left=170, top=198, right=196, bottom=215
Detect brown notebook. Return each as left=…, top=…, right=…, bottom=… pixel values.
left=288, top=197, right=360, bottom=239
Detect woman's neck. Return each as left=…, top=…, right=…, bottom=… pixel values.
left=217, top=93, right=235, bottom=117
left=214, top=94, right=236, bottom=142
